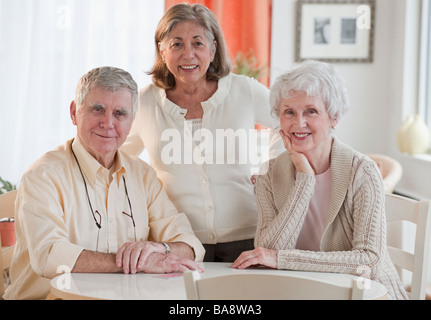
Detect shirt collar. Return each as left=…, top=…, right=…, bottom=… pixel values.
left=71, top=138, right=126, bottom=187
left=153, top=73, right=232, bottom=118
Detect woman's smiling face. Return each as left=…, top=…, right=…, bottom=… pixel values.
left=279, top=91, right=337, bottom=159
left=159, top=20, right=216, bottom=87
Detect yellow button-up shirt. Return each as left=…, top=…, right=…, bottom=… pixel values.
left=4, top=138, right=204, bottom=300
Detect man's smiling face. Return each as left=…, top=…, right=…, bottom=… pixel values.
left=70, top=86, right=134, bottom=168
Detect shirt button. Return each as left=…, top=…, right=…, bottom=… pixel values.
left=202, top=177, right=207, bottom=184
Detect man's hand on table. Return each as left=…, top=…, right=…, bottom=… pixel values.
left=115, top=241, right=204, bottom=274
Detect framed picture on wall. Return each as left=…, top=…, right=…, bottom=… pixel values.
left=296, top=0, right=375, bottom=63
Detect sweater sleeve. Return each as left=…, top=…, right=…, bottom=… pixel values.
left=254, top=162, right=315, bottom=250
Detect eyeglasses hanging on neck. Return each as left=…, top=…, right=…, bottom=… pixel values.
left=71, top=143, right=136, bottom=252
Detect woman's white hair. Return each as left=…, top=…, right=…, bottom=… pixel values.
left=269, top=60, right=350, bottom=121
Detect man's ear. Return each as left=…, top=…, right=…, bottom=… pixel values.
left=70, top=101, right=77, bottom=125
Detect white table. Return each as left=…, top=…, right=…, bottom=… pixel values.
left=49, top=262, right=387, bottom=300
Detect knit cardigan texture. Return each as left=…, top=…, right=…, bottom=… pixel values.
left=254, top=137, right=408, bottom=300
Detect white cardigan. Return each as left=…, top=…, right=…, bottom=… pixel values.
left=254, top=138, right=408, bottom=300
left=123, top=73, right=284, bottom=244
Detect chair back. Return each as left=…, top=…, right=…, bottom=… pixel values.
left=184, top=271, right=365, bottom=300
left=0, top=190, right=17, bottom=297
left=385, top=193, right=431, bottom=300
left=367, top=154, right=403, bottom=193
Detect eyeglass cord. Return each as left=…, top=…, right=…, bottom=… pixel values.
left=70, top=141, right=134, bottom=231
left=71, top=143, right=102, bottom=229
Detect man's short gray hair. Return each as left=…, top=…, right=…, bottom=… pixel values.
left=270, top=60, right=350, bottom=121
left=75, top=66, right=138, bottom=116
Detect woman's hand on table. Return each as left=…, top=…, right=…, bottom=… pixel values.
left=232, top=247, right=278, bottom=270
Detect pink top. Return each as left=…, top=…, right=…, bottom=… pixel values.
left=296, top=168, right=331, bottom=251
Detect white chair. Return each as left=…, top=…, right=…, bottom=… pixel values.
left=184, top=271, right=365, bottom=300
left=368, top=154, right=403, bottom=194
left=385, top=193, right=431, bottom=300
left=0, top=190, right=17, bottom=298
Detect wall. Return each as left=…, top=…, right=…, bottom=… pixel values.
left=271, top=0, right=431, bottom=199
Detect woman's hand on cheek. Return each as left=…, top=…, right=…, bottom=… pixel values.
left=279, top=130, right=314, bottom=176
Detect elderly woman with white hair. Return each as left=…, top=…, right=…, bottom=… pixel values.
left=232, top=60, right=408, bottom=300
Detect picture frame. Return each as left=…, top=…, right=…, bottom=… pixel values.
left=296, top=0, right=375, bottom=63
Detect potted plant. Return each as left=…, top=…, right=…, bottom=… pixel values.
left=0, top=176, right=16, bottom=247
left=0, top=176, right=16, bottom=195
left=232, top=50, right=267, bottom=82
left=233, top=51, right=268, bottom=131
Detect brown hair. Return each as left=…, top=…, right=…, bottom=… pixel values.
left=149, top=3, right=232, bottom=90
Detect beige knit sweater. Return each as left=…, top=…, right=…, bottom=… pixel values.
left=254, top=138, right=408, bottom=300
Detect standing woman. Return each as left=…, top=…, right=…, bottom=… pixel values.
left=123, top=3, right=283, bottom=262
left=232, top=60, right=408, bottom=300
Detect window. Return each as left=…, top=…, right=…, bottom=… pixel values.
left=419, top=0, right=431, bottom=133
left=0, top=0, right=163, bottom=184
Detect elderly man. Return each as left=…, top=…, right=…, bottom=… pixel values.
left=4, top=67, right=204, bottom=300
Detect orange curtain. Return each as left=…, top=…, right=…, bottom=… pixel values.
left=164, top=0, right=272, bottom=87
